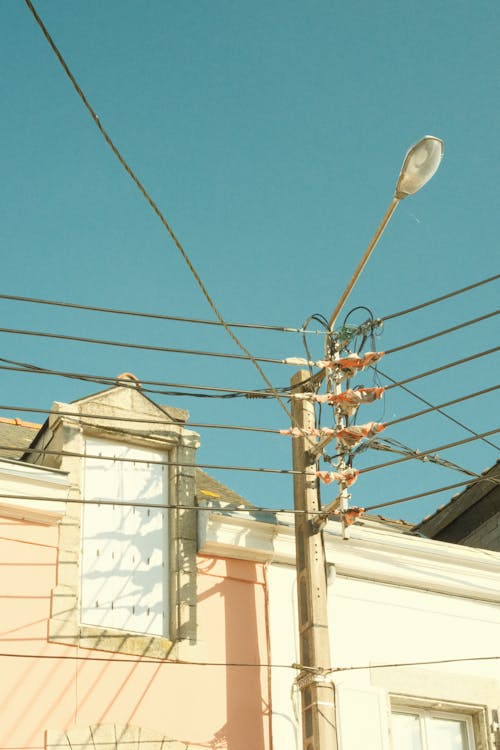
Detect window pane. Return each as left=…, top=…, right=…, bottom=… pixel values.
left=81, top=438, right=168, bottom=636
left=392, top=713, right=423, bottom=750
left=427, top=717, right=469, bottom=750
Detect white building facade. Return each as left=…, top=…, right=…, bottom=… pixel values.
left=201, top=510, right=500, bottom=750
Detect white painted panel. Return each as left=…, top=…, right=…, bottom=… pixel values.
left=336, top=684, right=390, bottom=750
left=267, top=564, right=301, bottom=750
left=81, top=438, right=168, bottom=636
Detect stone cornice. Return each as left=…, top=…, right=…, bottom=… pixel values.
left=199, top=510, right=500, bottom=604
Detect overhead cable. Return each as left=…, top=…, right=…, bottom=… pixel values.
left=378, top=367, right=499, bottom=450
left=1, top=345, right=498, bottom=404
left=22, top=0, right=297, bottom=426
left=383, top=346, right=500, bottom=391
left=0, top=444, right=301, bottom=475
left=0, top=650, right=498, bottom=672
left=382, top=273, right=500, bottom=321
left=0, top=357, right=274, bottom=398
left=0, top=326, right=286, bottom=365
left=363, top=478, right=495, bottom=512
left=0, top=403, right=279, bottom=435
left=0, top=292, right=322, bottom=336
left=360, top=428, right=499, bottom=475
left=384, top=385, right=500, bottom=429
left=385, top=310, right=499, bottom=356
left=1, top=475, right=496, bottom=516
left=361, top=437, right=481, bottom=480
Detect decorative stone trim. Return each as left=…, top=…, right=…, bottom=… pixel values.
left=199, top=509, right=500, bottom=603
left=30, top=387, right=200, bottom=657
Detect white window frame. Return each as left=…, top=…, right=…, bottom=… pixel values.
left=48, top=420, right=200, bottom=658
left=391, top=705, right=475, bottom=749
left=390, top=696, right=491, bottom=750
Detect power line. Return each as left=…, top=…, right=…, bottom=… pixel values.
left=0, top=311, right=495, bottom=365
left=0, top=357, right=276, bottom=398
left=385, top=310, right=499, bottom=356
left=331, top=655, right=500, bottom=673
left=2, top=383, right=496, bottom=438
left=360, top=428, right=500, bottom=476
left=1, top=345, right=498, bottom=403
left=0, top=650, right=497, bottom=672
left=0, top=444, right=301, bottom=475
left=383, top=346, right=500, bottom=391
left=384, top=385, right=500, bottom=429
left=0, top=403, right=279, bottom=435
left=0, top=292, right=322, bottom=336
left=0, top=326, right=287, bottom=365
left=22, top=0, right=297, bottom=428
left=2, top=475, right=496, bottom=517
left=378, top=367, right=499, bottom=451
left=382, top=273, right=500, bottom=321
left=363, top=478, right=494, bottom=513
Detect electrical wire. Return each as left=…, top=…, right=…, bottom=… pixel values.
left=359, top=436, right=482, bottom=480
left=383, top=346, right=500, bottom=391
left=0, top=651, right=497, bottom=672
left=0, top=444, right=302, bottom=475
left=330, top=655, right=500, bottom=673
left=0, top=403, right=279, bottom=435
left=0, top=292, right=324, bottom=335
left=384, top=385, right=499, bottom=430
left=0, top=326, right=288, bottom=365
left=363, top=478, right=495, bottom=513
left=384, top=310, right=499, bottom=356
left=0, top=357, right=278, bottom=398
left=2, top=475, right=496, bottom=517
left=1, top=344, right=498, bottom=404
left=381, top=273, right=500, bottom=321
left=360, top=428, right=500, bottom=476
left=378, top=367, right=499, bottom=451
left=22, top=0, right=298, bottom=428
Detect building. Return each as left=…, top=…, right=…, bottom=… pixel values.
left=202, top=506, right=500, bottom=749
left=0, top=382, right=271, bottom=750
left=416, top=460, right=500, bottom=552
left=1, top=382, right=499, bottom=750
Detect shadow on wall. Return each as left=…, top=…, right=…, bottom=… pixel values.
left=219, top=559, right=269, bottom=750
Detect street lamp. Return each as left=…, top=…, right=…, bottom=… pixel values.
left=291, top=135, right=443, bottom=750
left=327, top=135, right=444, bottom=332
left=395, top=135, right=444, bottom=199
left=325, top=135, right=444, bottom=532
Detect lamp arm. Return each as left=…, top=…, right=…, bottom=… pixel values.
left=327, top=196, right=400, bottom=334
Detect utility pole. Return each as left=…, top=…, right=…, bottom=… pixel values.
left=288, top=136, right=444, bottom=750
left=291, top=369, right=337, bottom=750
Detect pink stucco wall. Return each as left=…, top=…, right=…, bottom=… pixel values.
left=0, top=516, right=271, bottom=750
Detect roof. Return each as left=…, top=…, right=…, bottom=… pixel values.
left=0, top=407, right=252, bottom=509
left=196, top=469, right=254, bottom=508
left=415, top=459, right=500, bottom=541
left=0, top=418, right=41, bottom=460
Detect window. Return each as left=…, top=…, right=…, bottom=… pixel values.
left=392, top=708, right=475, bottom=750
left=43, top=386, right=199, bottom=657
left=81, top=437, right=168, bottom=637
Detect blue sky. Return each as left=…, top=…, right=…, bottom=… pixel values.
left=1, top=0, right=498, bottom=523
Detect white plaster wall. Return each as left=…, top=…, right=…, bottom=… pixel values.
left=268, top=563, right=500, bottom=750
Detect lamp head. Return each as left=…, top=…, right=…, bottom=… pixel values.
left=395, top=135, right=444, bottom=199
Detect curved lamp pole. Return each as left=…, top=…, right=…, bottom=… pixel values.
left=327, top=135, right=444, bottom=537
left=327, top=135, right=444, bottom=332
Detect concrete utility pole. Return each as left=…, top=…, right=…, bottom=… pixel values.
left=291, top=370, right=337, bottom=750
